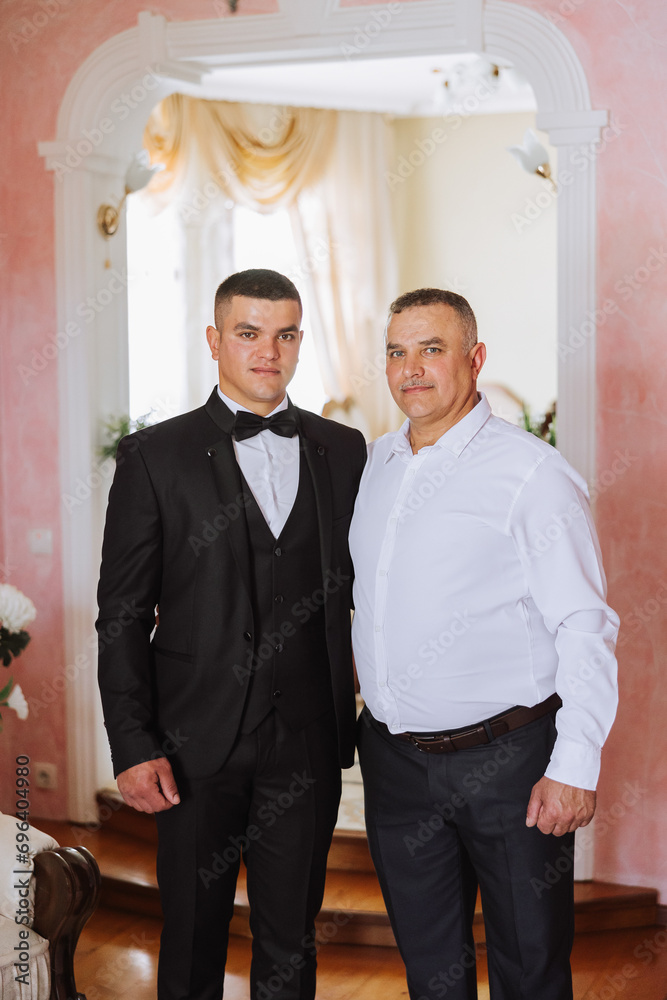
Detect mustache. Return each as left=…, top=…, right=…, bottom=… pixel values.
left=400, top=380, right=435, bottom=391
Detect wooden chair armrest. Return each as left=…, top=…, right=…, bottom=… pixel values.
left=33, top=846, right=101, bottom=1000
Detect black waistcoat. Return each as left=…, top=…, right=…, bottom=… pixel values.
left=240, top=451, right=333, bottom=733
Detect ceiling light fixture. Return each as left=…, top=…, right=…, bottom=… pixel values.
left=431, top=58, right=502, bottom=114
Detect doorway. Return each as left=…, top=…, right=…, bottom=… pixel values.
left=40, top=7, right=607, bottom=880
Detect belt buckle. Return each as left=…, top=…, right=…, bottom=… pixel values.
left=408, top=733, right=455, bottom=754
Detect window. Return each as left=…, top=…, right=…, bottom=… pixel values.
left=233, top=205, right=326, bottom=415
left=127, top=199, right=327, bottom=422
left=127, top=196, right=187, bottom=421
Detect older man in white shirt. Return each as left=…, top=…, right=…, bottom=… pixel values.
left=349, top=288, right=619, bottom=1000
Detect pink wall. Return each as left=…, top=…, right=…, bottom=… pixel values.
left=0, top=0, right=278, bottom=819
left=0, top=0, right=665, bottom=899
left=533, top=0, right=667, bottom=899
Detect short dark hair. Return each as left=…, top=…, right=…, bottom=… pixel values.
left=388, top=288, right=477, bottom=353
left=214, top=269, right=302, bottom=328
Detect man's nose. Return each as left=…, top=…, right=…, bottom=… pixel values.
left=257, top=340, right=280, bottom=360
left=403, top=354, right=425, bottom=378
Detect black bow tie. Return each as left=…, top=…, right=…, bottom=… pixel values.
left=233, top=409, right=298, bottom=442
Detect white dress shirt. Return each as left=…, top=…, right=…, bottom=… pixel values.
left=218, top=388, right=300, bottom=538
left=349, top=394, right=619, bottom=789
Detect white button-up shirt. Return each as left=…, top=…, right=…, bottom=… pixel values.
left=218, top=388, right=299, bottom=538
left=349, top=394, right=619, bottom=789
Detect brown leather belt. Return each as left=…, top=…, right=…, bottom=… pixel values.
left=380, top=693, right=561, bottom=754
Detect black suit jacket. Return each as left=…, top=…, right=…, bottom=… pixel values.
left=96, top=389, right=367, bottom=779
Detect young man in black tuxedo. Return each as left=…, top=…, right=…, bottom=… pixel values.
left=97, top=269, right=366, bottom=1000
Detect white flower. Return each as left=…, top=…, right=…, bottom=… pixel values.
left=0, top=585, right=37, bottom=634
left=7, top=684, right=29, bottom=720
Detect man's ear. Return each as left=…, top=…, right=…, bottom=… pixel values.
left=471, top=342, right=486, bottom=380
left=206, top=325, right=221, bottom=360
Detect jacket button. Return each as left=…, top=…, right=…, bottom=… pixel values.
left=274, top=594, right=284, bottom=603
left=273, top=690, right=282, bottom=698
left=274, top=547, right=282, bottom=557
left=317, top=445, right=325, bottom=456
left=243, top=631, right=252, bottom=641
left=274, top=644, right=283, bottom=653
left=207, top=447, right=216, bottom=457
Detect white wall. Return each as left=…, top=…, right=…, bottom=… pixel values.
left=390, top=112, right=557, bottom=418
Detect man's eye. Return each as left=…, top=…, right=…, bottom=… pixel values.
left=424, top=347, right=441, bottom=355
left=388, top=351, right=404, bottom=359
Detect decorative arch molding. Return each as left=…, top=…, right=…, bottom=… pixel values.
left=39, top=0, right=606, bottom=823
left=486, top=1, right=591, bottom=115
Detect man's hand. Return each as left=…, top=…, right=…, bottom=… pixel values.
left=116, top=758, right=181, bottom=814
left=526, top=776, right=596, bottom=836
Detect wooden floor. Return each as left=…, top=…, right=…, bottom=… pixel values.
left=35, top=815, right=660, bottom=948
left=76, top=905, right=667, bottom=1000
left=36, top=810, right=666, bottom=998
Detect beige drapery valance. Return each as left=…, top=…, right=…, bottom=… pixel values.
left=143, top=93, right=337, bottom=211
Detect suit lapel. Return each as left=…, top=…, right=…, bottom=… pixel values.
left=296, top=407, right=333, bottom=579
left=204, top=389, right=253, bottom=603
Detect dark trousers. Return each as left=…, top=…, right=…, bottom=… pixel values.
left=358, top=709, right=575, bottom=1000
left=155, top=709, right=341, bottom=1000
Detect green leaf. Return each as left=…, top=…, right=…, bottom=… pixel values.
left=0, top=628, right=31, bottom=665
left=0, top=675, right=13, bottom=702
left=97, top=411, right=158, bottom=461
left=521, top=402, right=557, bottom=447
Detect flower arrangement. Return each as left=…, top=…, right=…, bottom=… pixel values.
left=0, top=584, right=36, bottom=728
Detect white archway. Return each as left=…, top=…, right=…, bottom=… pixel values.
left=39, top=0, right=607, bottom=826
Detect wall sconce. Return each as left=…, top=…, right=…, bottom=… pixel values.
left=97, top=152, right=163, bottom=238
left=507, top=128, right=557, bottom=191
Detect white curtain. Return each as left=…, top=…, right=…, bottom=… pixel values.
left=290, top=111, right=401, bottom=440
left=181, top=207, right=235, bottom=407
left=143, top=96, right=401, bottom=435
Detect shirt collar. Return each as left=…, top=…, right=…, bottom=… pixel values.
left=217, top=386, right=288, bottom=418
left=385, top=393, right=492, bottom=463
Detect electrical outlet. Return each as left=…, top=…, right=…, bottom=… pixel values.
left=28, top=528, right=53, bottom=555
left=34, top=763, right=58, bottom=790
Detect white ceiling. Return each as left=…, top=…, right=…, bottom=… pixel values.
left=201, top=52, right=536, bottom=117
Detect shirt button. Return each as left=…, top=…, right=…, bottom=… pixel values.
left=273, top=690, right=282, bottom=698
left=274, top=595, right=284, bottom=604
left=243, top=631, right=252, bottom=642
left=274, top=547, right=282, bottom=557
left=274, top=644, right=283, bottom=653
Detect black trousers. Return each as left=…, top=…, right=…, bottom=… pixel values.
left=155, top=709, right=341, bottom=1000
left=358, top=708, right=575, bottom=1000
